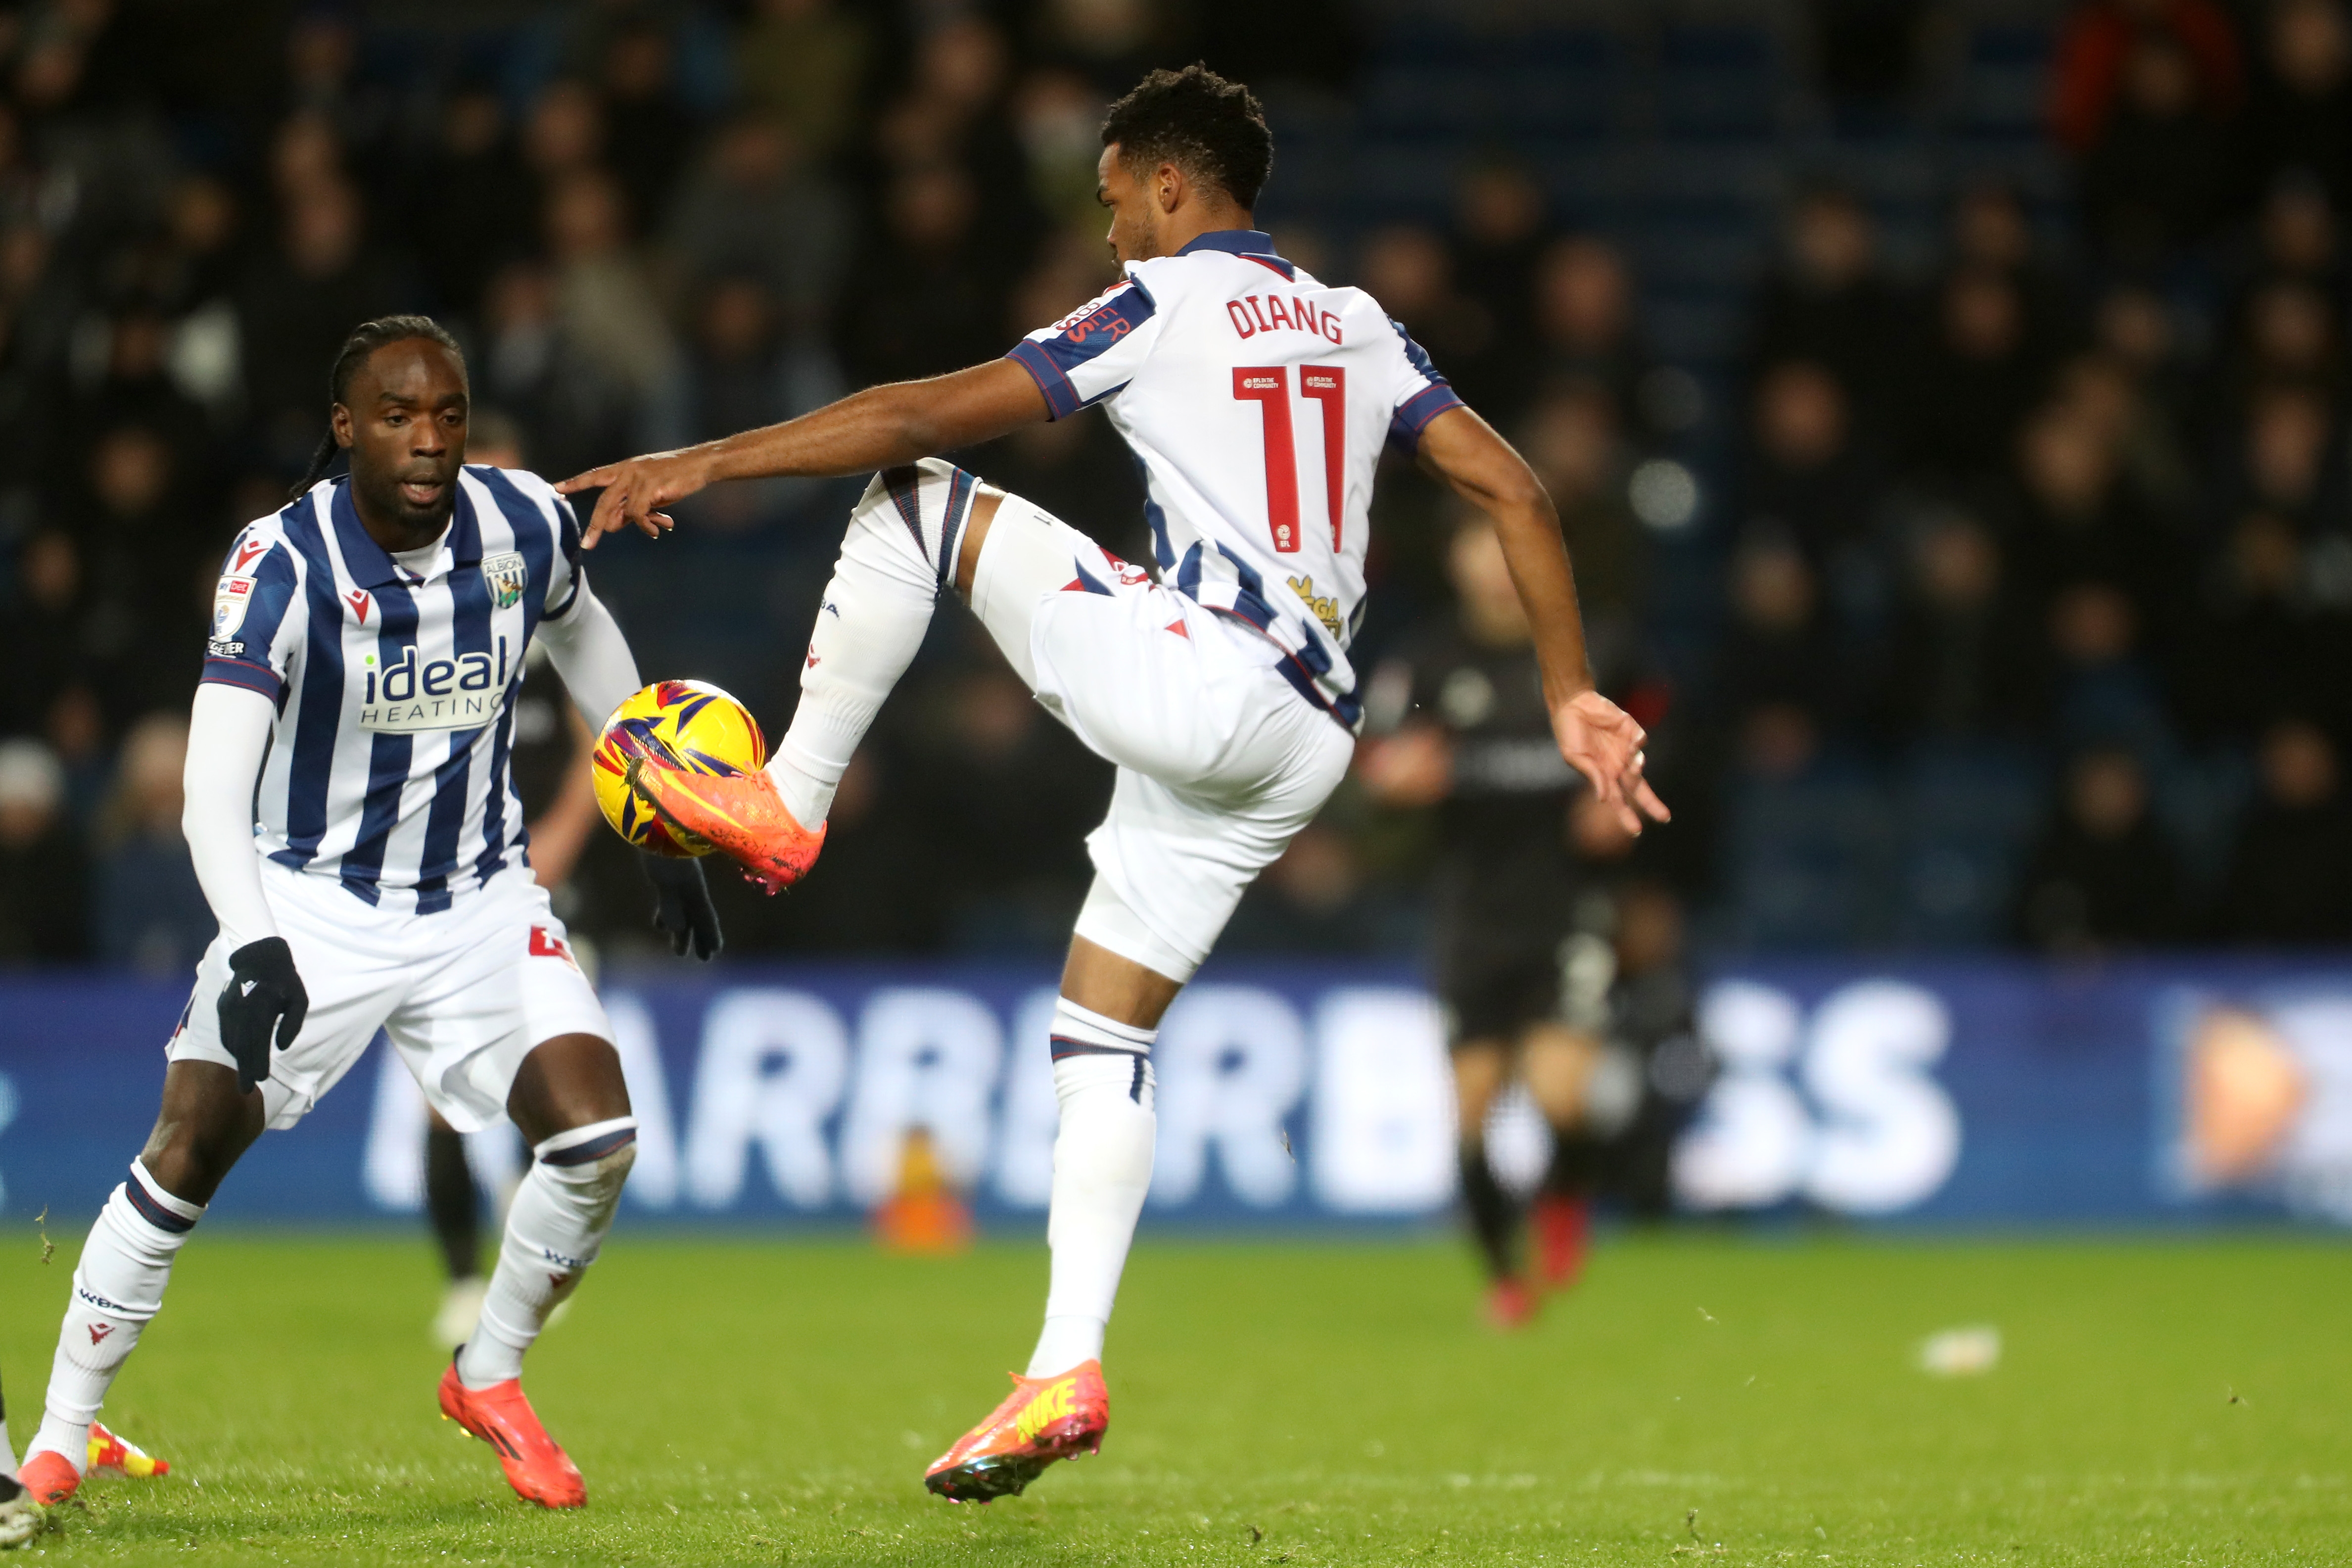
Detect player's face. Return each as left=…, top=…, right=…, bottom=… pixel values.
left=336, top=339, right=468, bottom=542
left=1098, top=143, right=1159, bottom=265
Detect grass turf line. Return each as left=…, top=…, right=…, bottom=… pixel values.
left=0, top=1232, right=2343, bottom=1565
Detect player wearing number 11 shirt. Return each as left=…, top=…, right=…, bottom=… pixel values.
left=561, top=64, right=1670, bottom=1502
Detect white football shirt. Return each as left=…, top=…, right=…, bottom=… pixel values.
left=200, top=467, right=586, bottom=914
left=1007, top=229, right=1464, bottom=729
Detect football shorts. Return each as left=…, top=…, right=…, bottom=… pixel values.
left=167, top=859, right=612, bottom=1132
left=970, top=496, right=1357, bottom=982
left=1436, top=937, right=1573, bottom=1048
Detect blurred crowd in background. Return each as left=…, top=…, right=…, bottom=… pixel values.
left=0, top=0, right=2348, bottom=971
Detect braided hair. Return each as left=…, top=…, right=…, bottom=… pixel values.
left=290, top=314, right=468, bottom=499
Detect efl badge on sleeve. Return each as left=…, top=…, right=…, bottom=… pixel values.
left=212, top=574, right=255, bottom=639
left=481, top=551, right=528, bottom=610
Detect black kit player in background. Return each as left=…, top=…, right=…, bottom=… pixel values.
left=1361, top=509, right=1711, bottom=1327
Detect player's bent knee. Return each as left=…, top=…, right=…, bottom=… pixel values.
left=140, top=1060, right=265, bottom=1203
left=507, top=1032, right=631, bottom=1146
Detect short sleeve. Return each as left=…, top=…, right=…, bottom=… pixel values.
left=1385, top=319, right=1467, bottom=449
left=202, top=529, right=304, bottom=702
left=1006, top=278, right=1164, bottom=420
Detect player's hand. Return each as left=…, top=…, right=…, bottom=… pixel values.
left=1356, top=724, right=1453, bottom=807
left=555, top=450, right=715, bottom=550
left=1550, top=688, right=1671, bottom=837
left=642, top=854, right=722, bottom=961
left=216, top=937, right=308, bottom=1094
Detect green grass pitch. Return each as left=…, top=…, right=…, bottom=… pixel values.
left=0, top=1230, right=2344, bottom=1565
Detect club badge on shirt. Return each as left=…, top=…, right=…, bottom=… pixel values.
left=481, top=552, right=528, bottom=610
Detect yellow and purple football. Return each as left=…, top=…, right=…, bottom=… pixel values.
left=592, top=679, right=768, bottom=857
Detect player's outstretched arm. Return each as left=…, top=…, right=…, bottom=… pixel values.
left=557, top=359, right=1050, bottom=549
left=1414, top=405, right=1670, bottom=835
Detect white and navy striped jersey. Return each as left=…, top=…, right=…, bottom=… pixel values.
left=1007, top=229, right=1465, bottom=731
left=201, top=467, right=587, bottom=914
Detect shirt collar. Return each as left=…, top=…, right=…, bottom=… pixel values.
left=328, top=476, right=480, bottom=588
left=1176, top=228, right=1280, bottom=259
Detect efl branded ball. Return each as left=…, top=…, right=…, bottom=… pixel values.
left=592, top=679, right=767, bottom=857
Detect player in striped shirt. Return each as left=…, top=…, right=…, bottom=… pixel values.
left=16, top=317, right=719, bottom=1514
left=569, top=67, right=1668, bottom=1500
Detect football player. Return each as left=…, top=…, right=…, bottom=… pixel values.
left=566, top=66, right=1667, bottom=1501
left=17, top=316, right=720, bottom=1514
left=1359, top=510, right=1614, bottom=1327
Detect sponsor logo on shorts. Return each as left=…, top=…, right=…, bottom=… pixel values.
left=528, top=926, right=578, bottom=969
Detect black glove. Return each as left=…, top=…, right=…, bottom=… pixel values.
left=217, top=937, right=308, bottom=1094
left=643, top=854, right=722, bottom=960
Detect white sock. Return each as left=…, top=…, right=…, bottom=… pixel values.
left=457, top=1118, right=636, bottom=1389
left=769, top=460, right=979, bottom=827
left=1025, top=999, right=1157, bottom=1378
left=32, top=1161, right=201, bottom=1472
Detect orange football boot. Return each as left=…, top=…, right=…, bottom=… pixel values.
left=924, top=1360, right=1109, bottom=1503
left=86, top=1421, right=169, bottom=1480
left=15, top=1451, right=78, bottom=1508
left=437, top=1362, right=586, bottom=1509
left=619, top=745, right=824, bottom=895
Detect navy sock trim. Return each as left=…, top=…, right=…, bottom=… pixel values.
left=1048, top=1034, right=1145, bottom=1063
left=539, top=1125, right=639, bottom=1167
left=125, top=1179, right=196, bottom=1235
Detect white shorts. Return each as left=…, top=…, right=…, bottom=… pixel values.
left=167, top=859, right=612, bottom=1133
left=970, top=496, right=1357, bottom=982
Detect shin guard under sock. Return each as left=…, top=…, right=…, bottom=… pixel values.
left=1026, top=1000, right=1158, bottom=1378
left=458, top=1118, right=637, bottom=1389
left=772, top=460, right=978, bottom=828
left=32, top=1161, right=201, bottom=1472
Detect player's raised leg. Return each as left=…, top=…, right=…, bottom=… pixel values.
left=439, top=1032, right=635, bottom=1510
left=623, top=460, right=982, bottom=890
left=21, top=1063, right=262, bottom=1505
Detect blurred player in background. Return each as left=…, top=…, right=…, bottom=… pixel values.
left=1360, top=511, right=1610, bottom=1327
left=565, top=65, right=1666, bottom=1501
left=16, top=318, right=720, bottom=1514
left=421, top=411, right=607, bottom=1351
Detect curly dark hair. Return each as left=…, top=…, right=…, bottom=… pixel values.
left=1100, top=63, right=1273, bottom=212
left=290, top=314, right=467, bottom=497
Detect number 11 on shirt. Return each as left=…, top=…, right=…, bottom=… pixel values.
left=1233, top=365, right=1347, bottom=552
